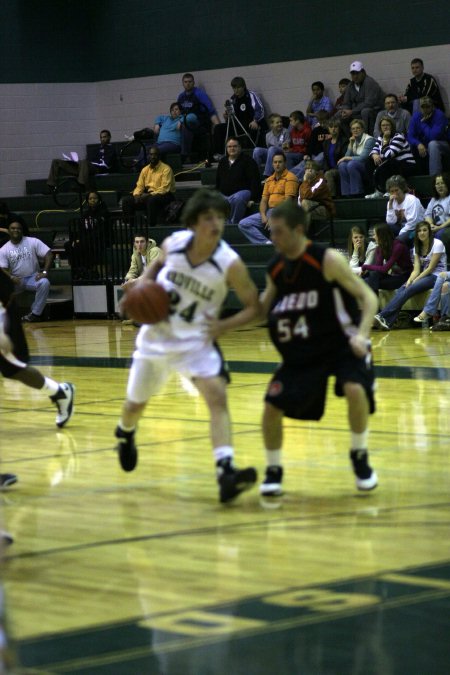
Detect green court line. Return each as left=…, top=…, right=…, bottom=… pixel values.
left=29, top=356, right=450, bottom=380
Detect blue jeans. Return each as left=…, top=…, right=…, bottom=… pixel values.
left=338, top=159, right=368, bottom=196
left=428, top=140, right=450, bottom=175
left=18, top=274, right=50, bottom=316
left=423, top=272, right=450, bottom=316
left=379, top=275, right=437, bottom=327
left=238, top=208, right=273, bottom=244
left=223, top=190, right=251, bottom=224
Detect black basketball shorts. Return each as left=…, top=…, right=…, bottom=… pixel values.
left=265, top=344, right=376, bottom=420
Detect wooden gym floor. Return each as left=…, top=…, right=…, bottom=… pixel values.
left=1, top=319, right=449, bottom=674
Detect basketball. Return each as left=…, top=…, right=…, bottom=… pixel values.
left=120, top=279, right=170, bottom=324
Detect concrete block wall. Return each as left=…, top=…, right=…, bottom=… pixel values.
left=1, top=44, right=449, bottom=198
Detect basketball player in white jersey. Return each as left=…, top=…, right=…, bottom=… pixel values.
left=115, top=189, right=260, bottom=503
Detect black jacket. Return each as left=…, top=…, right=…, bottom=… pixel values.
left=215, top=153, right=261, bottom=201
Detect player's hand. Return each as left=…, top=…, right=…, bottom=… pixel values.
left=35, top=272, right=47, bottom=281
left=349, top=334, right=370, bottom=358
left=204, top=311, right=223, bottom=340
left=121, top=278, right=138, bottom=289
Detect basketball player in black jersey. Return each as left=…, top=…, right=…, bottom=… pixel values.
left=259, top=201, right=379, bottom=496
left=0, top=271, right=75, bottom=490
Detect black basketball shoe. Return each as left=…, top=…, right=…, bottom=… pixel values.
left=350, top=449, right=378, bottom=491
left=217, top=458, right=257, bottom=503
left=259, top=466, right=284, bottom=497
left=115, top=426, right=138, bottom=472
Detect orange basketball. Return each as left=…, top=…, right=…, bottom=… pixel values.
left=120, top=279, right=170, bottom=324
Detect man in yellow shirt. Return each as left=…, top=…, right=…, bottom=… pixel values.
left=238, top=152, right=298, bottom=244
left=122, top=147, right=176, bottom=226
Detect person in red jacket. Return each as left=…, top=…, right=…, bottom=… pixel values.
left=282, top=111, right=312, bottom=168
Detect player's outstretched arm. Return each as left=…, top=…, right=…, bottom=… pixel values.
left=209, top=259, right=260, bottom=338
left=323, top=248, right=378, bottom=357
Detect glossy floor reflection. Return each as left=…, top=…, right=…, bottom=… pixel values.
left=1, top=320, right=449, bottom=674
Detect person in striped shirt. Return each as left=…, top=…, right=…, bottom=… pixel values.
left=366, top=117, right=416, bottom=198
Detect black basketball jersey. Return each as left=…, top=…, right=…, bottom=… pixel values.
left=267, top=242, right=360, bottom=364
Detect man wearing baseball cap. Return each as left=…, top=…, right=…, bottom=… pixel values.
left=340, top=61, right=385, bottom=134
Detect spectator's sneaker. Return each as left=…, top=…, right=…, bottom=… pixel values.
left=350, top=449, right=378, bottom=491
left=217, top=460, right=257, bottom=503
left=431, top=317, right=450, bottom=331
left=1, top=531, right=14, bottom=546
left=115, top=426, right=138, bottom=472
left=259, top=466, right=284, bottom=496
left=413, top=312, right=430, bottom=324
left=365, top=190, right=384, bottom=199
left=0, top=474, right=18, bottom=489
left=373, top=314, right=390, bottom=331
left=51, top=383, right=75, bottom=428
left=22, top=312, right=42, bottom=323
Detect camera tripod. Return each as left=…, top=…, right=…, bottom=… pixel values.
left=224, top=110, right=257, bottom=153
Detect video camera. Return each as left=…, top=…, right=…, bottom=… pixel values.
left=224, top=99, right=235, bottom=116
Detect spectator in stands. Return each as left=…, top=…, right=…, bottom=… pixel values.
left=0, top=221, right=52, bottom=322
left=373, top=221, right=447, bottom=330
left=373, top=94, right=411, bottom=139
left=133, top=103, right=185, bottom=155
left=333, top=78, right=350, bottom=116
left=340, top=61, right=384, bottom=135
left=67, top=191, right=110, bottom=280
left=366, top=117, right=416, bottom=198
left=298, top=161, right=335, bottom=222
left=123, top=233, right=162, bottom=283
left=122, top=147, right=175, bottom=226
left=291, top=110, right=329, bottom=181
left=238, top=152, right=298, bottom=244
left=385, top=175, right=425, bottom=243
left=399, top=58, right=444, bottom=114
left=322, top=117, right=349, bottom=197
left=282, top=111, right=312, bottom=168
left=47, top=130, right=116, bottom=192
left=215, top=138, right=261, bottom=224
left=348, top=225, right=377, bottom=274
left=414, top=270, right=450, bottom=330
left=214, top=76, right=267, bottom=154
left=0, top=202, right=28, bottom=240
left=337, top=119, right=375, bottom=197
left=361, top=224, right=413, bottom=292
left=177, top=73, right=220, bottom=162
left=407, top=97, right=450, bottom=175
left=253, top=114, right=290, bottom=178
left=424, top=173, right=450, bottom=250
left=306, top=81, right=333, bottom=126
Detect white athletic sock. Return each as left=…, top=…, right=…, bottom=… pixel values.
left=214, top=446, right=234, bottom=463
left=351, top=430, right=368, bottom=451
left=42, top=377, right=59, bottom=397
left=119, top=420, right=136, bottom=433
left=265, top=449, right=281, bottom=466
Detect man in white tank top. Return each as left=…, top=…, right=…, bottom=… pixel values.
left=115, top=189, right=260, bottom=503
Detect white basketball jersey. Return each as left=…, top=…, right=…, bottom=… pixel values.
left=154, top=229, right=238, bottom=342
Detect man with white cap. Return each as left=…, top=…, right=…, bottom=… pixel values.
left=340, top=61, right=384, bottom=135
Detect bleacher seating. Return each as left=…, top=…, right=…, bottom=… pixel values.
left=2, top=137, right=447, bottom=317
